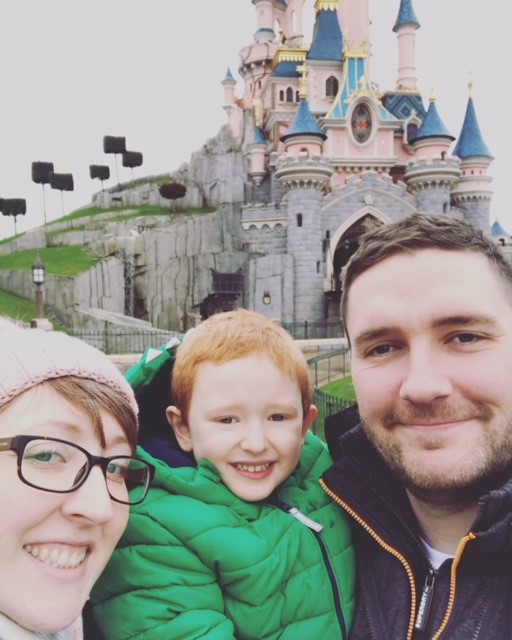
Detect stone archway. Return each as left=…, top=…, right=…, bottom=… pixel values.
left=324, top=208, right=388, bottom=321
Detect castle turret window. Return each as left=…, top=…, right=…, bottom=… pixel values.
left=297, top=213, right=303, bottom=227
left=326, top=76, right=339, bottom=98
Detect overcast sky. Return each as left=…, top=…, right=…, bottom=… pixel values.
left=0, top=0, right=508, bottom=240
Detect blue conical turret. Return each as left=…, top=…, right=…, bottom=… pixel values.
left=281, top=98, right=326, bottom=141
left=453, top=91, right=493, bottom=159
left=413, top=97, right=454, bottom=142
left=393, top=0, right=420, bottom=32
left=491, top=219, right=508, bottom=237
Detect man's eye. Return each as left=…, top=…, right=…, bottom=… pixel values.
left=368, top=344, right=396, bottom=357
left=452, top=333, right=481, bottom=345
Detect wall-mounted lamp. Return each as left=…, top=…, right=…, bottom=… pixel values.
left=263, top=291, right=271, bottom=305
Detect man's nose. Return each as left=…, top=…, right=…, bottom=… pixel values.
left=399, top=348, right=452, bottom=404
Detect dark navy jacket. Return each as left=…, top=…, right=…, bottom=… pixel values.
left=322, top=425, right=512, bottom=640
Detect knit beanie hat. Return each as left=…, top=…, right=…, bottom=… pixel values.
left=0, top=328, right=138, bottom=415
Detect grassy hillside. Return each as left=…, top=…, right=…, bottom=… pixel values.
left=0, top=246, right=99, bottom=277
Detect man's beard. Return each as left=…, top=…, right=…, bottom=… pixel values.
left=362, top=401, right=512, bottom=508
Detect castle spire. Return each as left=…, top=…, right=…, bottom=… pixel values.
left=453, top=83, right=493, bottom=160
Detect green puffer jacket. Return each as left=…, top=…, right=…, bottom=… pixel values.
left=91, top=433, right=355, bottom=640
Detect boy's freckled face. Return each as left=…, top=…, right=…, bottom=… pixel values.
left=174, top=355, right=315, bottom=502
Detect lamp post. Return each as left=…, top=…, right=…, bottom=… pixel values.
left=31, top=255, right=52, bottom=330
left=32, top=254, right=45, bottom=318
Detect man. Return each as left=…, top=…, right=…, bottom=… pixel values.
left=322, top=213, right=512, bottom=639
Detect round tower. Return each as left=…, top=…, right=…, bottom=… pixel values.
left=405, top=95, right=461, bottom=213
left=451, top=84, right=494, bottom=232
left=275, top=85, right=331, bottom=324
left=249, top=127, right=267, bottom=185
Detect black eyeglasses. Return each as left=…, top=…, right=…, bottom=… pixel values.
left=0, top=435, right=155, bottom=505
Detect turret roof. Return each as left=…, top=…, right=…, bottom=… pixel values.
left=223, top=68, right=235, bottom=82
left=308, top=5, right=343, bottom=61
left=281, top=98, right=326, bottom=141
left=393, top=0, right=420, bottom=32
left=413, top=98, right=454, bottom=142
left=491, top=219, right=508, bottom=236
left=453, top=94, right=493, bottom=159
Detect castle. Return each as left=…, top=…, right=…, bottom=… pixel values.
left=208, top=0, right=493, bottom=326
left=0, top=0, right=496, bottom=336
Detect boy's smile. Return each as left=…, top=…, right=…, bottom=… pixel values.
left=168, top=354, right=317, bottom=502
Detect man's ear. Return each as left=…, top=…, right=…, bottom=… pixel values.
left=166, top=406, right=193, bottom=452
left=301, top=405, right=318, bottom=441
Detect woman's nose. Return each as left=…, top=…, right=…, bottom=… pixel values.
left=61, top=466, right=116, bottom=523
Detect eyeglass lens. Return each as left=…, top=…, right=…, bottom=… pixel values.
left=20, top=438, right=151, bottom=505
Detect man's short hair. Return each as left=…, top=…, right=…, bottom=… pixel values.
left=341, top=213, right=512, bottom=333
left=172, top=309, right=313, bottom=424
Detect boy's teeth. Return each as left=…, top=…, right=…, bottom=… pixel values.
left=236, top=463, right=271, bottom=473
left=24, top=544, right=87, bottom=569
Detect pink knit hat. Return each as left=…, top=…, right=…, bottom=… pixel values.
left=0, top=328, right=138, bottom=415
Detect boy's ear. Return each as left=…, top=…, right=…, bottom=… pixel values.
left=166, top=406, right=193, bottom=452
left=301, top=405, right=318, bottom=441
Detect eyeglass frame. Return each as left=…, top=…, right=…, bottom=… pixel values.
left=0, top=435, right=155, bottom=505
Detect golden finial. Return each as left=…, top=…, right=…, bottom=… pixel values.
left=468, top=70, right=474, bottom=97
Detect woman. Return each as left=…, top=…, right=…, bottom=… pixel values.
left=0, top=327, right=154, bottom=639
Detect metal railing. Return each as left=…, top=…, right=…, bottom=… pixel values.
left=308, top=347, right=353, bottom=439
left=72, top=329, right=182, bottom=355
left=282, top=319, right=344, bottom=340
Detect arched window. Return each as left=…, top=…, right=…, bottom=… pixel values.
left=286, top=87, right=294, bottom=102
left=279, top=89, right=284, bottom=102
left=326, top=76, right=339, bottom=98
left=297, top=213, right=303, bottom=227
left=406, top=122, right=419, bottom=144
left=295, top=91, right=300, bottom=102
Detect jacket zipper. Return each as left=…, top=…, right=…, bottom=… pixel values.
left=414, top=568, right=437, bottom=633
left=431, top=533, right=476, bottom=639
left=320, top=479, right=417, bottom=640
left=271, top=494, right=348, bottom=639
left=321, top=479, right=479, bottom=640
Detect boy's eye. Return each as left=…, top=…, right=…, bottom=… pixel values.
left=269, top=414, right=285, bottom=422
left=219, top=417, right=235, bottom=424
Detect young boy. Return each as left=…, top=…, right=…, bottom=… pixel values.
left=92, top=310, right=355, bottom=639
